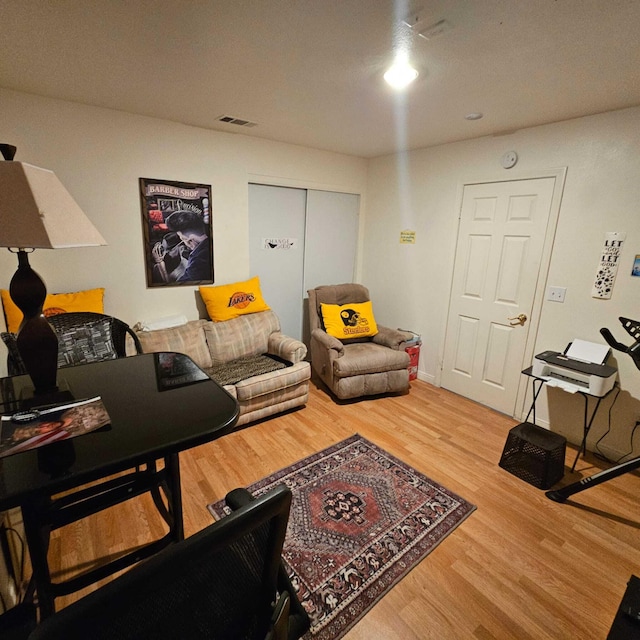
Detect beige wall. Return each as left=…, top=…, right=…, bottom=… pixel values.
left=0, top=88, right=367, bottom=334
left=2, top=87, right=639, bottom=458
left=364, top=106, right=640, bottom=458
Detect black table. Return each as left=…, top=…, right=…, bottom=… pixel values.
left=0, top=352, right=239, bottom=617
left=522, top=366, right=616, bottom=471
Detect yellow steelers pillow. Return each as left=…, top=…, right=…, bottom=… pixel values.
left=320, top=301, right=378, bottom=341
left=1, top=287, right=105, bottom=333
left=199, top=276, right=270, bottom=322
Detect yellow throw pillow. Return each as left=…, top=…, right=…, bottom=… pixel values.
left=199, top=276, right=270, bottom=322
left=320, top=301, right=378, bottom=341
left=1, top=288, right=105, bottom=333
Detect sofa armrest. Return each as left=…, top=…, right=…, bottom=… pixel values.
left=372, top=326, right=414, bottom=350
left=311, top=328, right=344, bottom=356
left=268, top=332, right=308, bottom=363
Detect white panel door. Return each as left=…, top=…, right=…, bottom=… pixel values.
left=303, top=190, right=359, bottom=292
left=441, top=178, right=555, bottom=414
left=248, top=184, right=306, bottom=339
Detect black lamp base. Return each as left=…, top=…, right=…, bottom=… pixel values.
left=19, top=387, right=75, bottom=411
left=9, top=250, right=59, bottom=395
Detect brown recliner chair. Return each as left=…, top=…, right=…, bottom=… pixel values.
left=307, top=283, right=412, bottom=400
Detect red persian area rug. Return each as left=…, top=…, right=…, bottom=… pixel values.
left=208, top=434, right=476, bottom=640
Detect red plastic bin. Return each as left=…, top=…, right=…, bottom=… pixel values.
left=405, top=344, right=421, bottom=381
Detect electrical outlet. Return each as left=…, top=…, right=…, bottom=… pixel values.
left=547, top=286, right=566, bottom=303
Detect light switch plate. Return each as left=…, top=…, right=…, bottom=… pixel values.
left=547, top=286, right=566, bottom=302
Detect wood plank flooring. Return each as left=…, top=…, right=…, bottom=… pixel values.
left=47, top=378, right=640, bottom=639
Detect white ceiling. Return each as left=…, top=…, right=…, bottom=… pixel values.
left=1, top=0, right=640, bottom=158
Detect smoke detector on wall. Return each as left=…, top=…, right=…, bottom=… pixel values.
left=501, top=151, right=518, bottom=169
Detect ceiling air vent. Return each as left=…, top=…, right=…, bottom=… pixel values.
left=216, top=115, right=258, bottom=128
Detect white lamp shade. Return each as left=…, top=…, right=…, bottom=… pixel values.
left=0, top=161, right=106, bottom=249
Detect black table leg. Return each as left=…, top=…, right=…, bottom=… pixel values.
left=164, top=453, right=184, bottom=542
left=19, top=456, right=185, bottom=619
left=21, top=498, right=55, bottom=619
left=524, top=377, right=545, bottom=425
left=571, top=393, right=603, bottom=472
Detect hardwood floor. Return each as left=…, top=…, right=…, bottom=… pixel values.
left=48, top=378, right=640, bottom=639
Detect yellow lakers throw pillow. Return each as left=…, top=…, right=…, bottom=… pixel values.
left=199, top=276, right=270, bottom=322
left=320, top=301, right=378, bottom=340
left=1, top=288, right=105, bottom=333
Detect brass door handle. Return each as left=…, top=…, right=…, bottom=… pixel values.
left=508, top=313, right=527, bottom=326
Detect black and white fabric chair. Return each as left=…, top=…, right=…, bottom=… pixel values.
left=2, top=312, right=142, bottom=375
left=48, top=311, right=142, bottom=367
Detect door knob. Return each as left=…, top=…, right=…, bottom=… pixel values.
left=508, top=313, right=527, bottom=326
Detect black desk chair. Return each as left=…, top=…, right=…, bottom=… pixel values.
left=3, top=312, right=142, bottom=375
left=28, top=484, right=310, bottom=640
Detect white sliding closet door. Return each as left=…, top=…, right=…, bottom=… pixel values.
left=248, top=184, right=306, bottom=339
left=249, top=184, right=359, bottom=341
left=303, top=190, right=359, bottom=292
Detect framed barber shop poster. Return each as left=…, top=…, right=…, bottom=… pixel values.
left=139, top=178, right=213, bottom=287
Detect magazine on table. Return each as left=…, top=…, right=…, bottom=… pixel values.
left=0, top=396, right=111, bottom=459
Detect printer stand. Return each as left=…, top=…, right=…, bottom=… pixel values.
left=522, top=367, right=615, bottom=472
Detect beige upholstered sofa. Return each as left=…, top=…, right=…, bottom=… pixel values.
left=308, top=283, right=412, bottom=400
left=134, top=310, right=310, bottom=426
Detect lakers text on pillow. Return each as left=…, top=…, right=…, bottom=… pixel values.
left=320, top=300, right=378, bottom=340
left=199, top=276, right=270, bottom=322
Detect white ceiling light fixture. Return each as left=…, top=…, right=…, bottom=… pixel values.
left=384, top=59, right=419, bottom=90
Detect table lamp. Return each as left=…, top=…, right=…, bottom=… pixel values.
left=0, top=144, right=107, bottom=398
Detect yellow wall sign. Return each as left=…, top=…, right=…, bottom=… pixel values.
left=400, top=230, right=416, bottom=244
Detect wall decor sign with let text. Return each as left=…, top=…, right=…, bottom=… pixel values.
left=139, top=178, right=213, bottom=287
left=591, top=231, right=626, bottom=299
